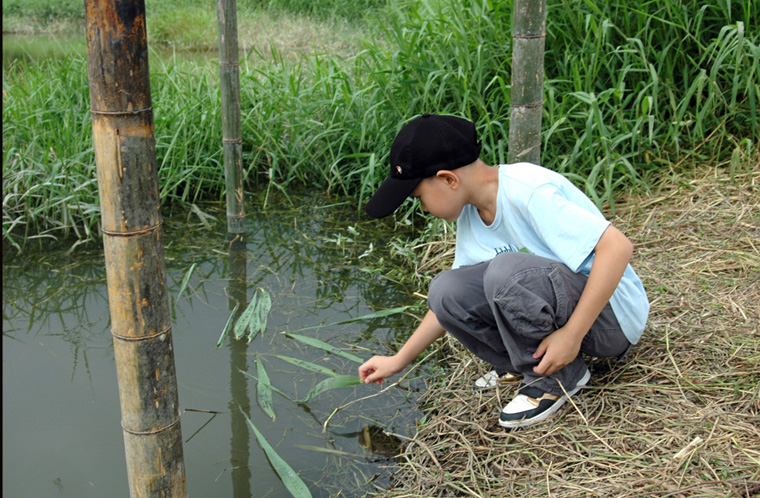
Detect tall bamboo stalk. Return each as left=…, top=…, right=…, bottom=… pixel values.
left=508, top=0, right=546, bottom=165
left=84, top=1, right=186, bottom=496
left=216, top=0, right=246, bottom=234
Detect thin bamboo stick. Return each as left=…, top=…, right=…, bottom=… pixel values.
left=84, top=1, right=187, bottom=496
left=508, top=0, right=546, bottom=165
left=216, top=0, right=246, bottom=234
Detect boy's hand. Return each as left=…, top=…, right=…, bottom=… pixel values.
left=359, top=355, right=404, bottom=385
left=532, top=326, right=583, bottom=377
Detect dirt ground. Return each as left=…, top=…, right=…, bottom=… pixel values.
left=379, top=163, right=760, bottom=497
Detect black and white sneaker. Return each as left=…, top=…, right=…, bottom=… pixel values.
left=473, top=369, right=521, bottom=391
left=498, top=368, right=591, bottom=428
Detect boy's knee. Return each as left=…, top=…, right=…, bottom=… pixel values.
left=427, top=269, right=458, bottom=316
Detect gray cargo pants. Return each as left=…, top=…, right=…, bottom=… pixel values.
left=428, top=252, right=631, bottom=396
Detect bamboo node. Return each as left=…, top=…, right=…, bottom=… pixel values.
left=102, top=221, right=162, bottom=237
left=222, top=138, right=243, bottom=145
left=510, top=102, right=544, bottom=109
left=112, top=326, right=171, bottom=342
left=219, top=62, right=240, bottom=67
left=90, top=106, right=153, bottom=116
left=122, top=416, right=181, bottom=436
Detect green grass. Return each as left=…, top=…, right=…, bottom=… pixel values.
left=3, top=0, right=759, bottom=250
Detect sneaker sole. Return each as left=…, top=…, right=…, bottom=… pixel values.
left=498, top=368, right=591, bottom=429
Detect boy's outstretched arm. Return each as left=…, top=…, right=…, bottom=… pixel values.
left=533, top=224, right=633, bottom=377
left=359, top=309, right=446, bottom=384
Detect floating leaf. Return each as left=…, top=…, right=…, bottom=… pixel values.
left=216, top=303, right=239, bottom=348
left=289, top=306, right=410, bottom=333
left=176, top=263, right=197, bottom=301
left=272, top=355, right=337, bottom=377
left=249, top=288, right=272, bottom=343
left=234, top=296, right=259, bottom=340
left=258, top=288, right=272, bottom=331
left=237, top=403, right=313, bottom=498
left=246, top=294, right=262, bottom=343
left=256, top=355, right=276, bottom=420
left=284, top=333, right=363, bottom=364
left=300, top=375, right=362, bottom=403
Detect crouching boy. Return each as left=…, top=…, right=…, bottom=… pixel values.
left=359, top=114, right=649, bottom=428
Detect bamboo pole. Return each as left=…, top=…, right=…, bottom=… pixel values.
left=216, top=0, right=246, bottom=234
left=84, top=1, right=187, bottom=496
left=508, top=0, right=546, bottom=165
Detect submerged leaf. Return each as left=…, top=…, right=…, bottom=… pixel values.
left=300, top=375, right=362, bottom=403
left=256, top=355, right=276, bottom=420
left=216, top=303, right=240, bottom=348
left=272, top=355, right=337, bottom=377
left=237, top=403, right=313, bottom=498
left=176, top=263, right=197, bottom=301
left=284, top=333, right=363, bottom=364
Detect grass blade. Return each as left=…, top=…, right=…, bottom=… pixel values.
left=289, top=306, right=410, bottom=334
left=237, top=402, right=313, bottom=498
left=300, top=375, right=362, bottom=403
left=283, top=333, right=363, bottom=364
left=272, top=355, right=337, bottom=377
left=256, top=355, right=276, bottom=420
left=216, top=303, right=239, bottom=348
left=176, top=262, right=197, bottom=301
left=238, top=368, right=295, bottom=403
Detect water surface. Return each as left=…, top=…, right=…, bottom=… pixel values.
left=3, top=194, right=429, bottom=497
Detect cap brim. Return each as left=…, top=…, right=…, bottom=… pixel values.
left=364, top=175, right=423, bottom=218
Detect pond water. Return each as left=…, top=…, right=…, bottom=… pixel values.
left=2, top=194, right=432, bottom=497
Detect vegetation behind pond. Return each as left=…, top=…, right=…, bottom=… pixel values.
left=3, top=0, right=758, bottom=252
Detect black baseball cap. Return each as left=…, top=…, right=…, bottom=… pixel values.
left=365, top=114, right=481, bottom=218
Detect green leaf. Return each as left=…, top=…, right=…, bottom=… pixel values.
left=235, top=296, right=259, bottom=340
left=216, top=303, right=239, bottom=348
left=249, top=288, right=272, bottom=342
left=284, top=333, right=364, bottom=364
left=237, top=403, right=313, bottom=498
left=256, top=355, right=276, bottom=420
left=176, top=263, right=197, bottom=301
left=272, top=355, right=337, bottom=377
left=300, top=375, right=362, bottom=403
left=245, top=294, right=262, bottom=343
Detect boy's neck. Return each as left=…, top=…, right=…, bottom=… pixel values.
left=463, top=160, right=500, bottom=225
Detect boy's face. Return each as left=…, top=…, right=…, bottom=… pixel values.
left=410, top=172, right=465, bottom=222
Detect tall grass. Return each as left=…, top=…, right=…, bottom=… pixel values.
left=3, top=0, right=758, bottom=250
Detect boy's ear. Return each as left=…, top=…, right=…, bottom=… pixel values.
left=435, top=170, right=460, bottom=189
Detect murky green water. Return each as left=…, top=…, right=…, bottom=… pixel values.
left=3, top=194, right=430, bottom=497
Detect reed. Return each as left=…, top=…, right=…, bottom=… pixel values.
left=3, top=0, right=758, bottom=249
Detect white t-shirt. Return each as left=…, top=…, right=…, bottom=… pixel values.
left=453, top=163, right=649, bottom=345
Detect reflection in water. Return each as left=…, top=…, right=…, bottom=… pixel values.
left=227, top=234, right=252, bottom=498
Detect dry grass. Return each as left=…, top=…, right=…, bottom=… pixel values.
left=378, top=163, right=760, bottom=498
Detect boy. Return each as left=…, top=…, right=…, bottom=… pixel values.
left=359, top=114, right=649, bottom=428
